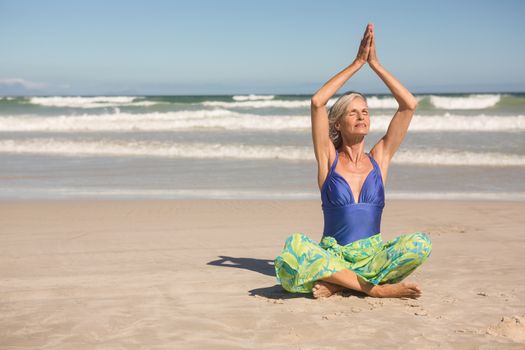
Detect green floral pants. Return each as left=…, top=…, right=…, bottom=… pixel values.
left=274, top=232, right=432, bottom=293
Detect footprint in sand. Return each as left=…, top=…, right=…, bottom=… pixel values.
left=414, top=309, right=428, bottom=316
left=423, top=223, right=477, bottom=236
left=366, top=299, right=385, bottom=307
left=405, top=303, right=428, bottom=316
left=321, top=311, right=345, bottom=320
left=364, top=300, right=382, bottom=310
left=441, top=295, right=457, bottom=304
left=485, top=315, right=525, bottom=343
left=476, top=290, right=518, bottom=302
left=405, top=301, right=420, bottom=308
left=498, top=292, right=519, bottom=302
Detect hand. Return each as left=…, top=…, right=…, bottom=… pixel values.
left=367, top=23, right=379, bottom=66
left=355, top=23, right=373, bottom=65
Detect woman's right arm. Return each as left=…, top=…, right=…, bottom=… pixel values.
left=310, top=24, right=373, bottom=189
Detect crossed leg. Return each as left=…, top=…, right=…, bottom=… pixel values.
left=312, top=232, right=431, bottom=299
left=312, top=269, right=421, bottom=299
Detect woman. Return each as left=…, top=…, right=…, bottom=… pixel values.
left=274, top=23, right=432, bottom=299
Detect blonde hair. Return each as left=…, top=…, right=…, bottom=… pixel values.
left=328, top=91, right=368, bottom=149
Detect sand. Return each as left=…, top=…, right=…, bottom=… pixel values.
left=0, top=199, right=524, bottom=349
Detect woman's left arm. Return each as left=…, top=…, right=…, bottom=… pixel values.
left=368, top=26, right=418, bottom=165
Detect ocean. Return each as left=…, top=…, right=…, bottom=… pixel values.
left=0, top=93, right=524, bottom=200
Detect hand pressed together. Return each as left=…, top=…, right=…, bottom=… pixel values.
left=355, top=23, right=379, bottom=67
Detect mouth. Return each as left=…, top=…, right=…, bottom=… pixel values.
left=355, top=123, right=367, bottom=128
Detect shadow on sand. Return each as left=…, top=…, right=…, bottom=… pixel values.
left=207, top=255, right=368, bottom=300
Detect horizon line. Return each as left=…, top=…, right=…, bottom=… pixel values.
left=1, top=90, right=524, bottom=97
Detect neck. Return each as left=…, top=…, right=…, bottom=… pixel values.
left=339, top=136, right=366, bottom=164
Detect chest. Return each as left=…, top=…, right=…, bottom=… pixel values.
left=334, top=159, right=375, bottom=202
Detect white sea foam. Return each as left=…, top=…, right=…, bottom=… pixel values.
left=232, top=94, right=275, bottom=101
left=1, top=111, right=524, bottom=132
left=1, top=139, right=524, bottom=166
left=201, top=96, right=404, bottom=109
left=19, top=94, right=506, bottom=110
left=429, top=94, right=501, bottom=109
left=202, top=99, right=312, bottom=108
left=0, top=110, right=309, bottom=132
left=372, top=113, right=525, bottom=132
left=28, top=96, right=159, bottom=108
left=365, top=96, right=399, bottom=109
left=348, top=96, right=426, bottom=109
left=0, top=139, right=312, bottom=160
left=392, top=149, right=525, bottom=166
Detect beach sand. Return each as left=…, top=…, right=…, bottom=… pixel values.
left=1, top=199, right=524, bottom=349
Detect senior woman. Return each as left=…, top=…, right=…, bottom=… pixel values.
left=274, top=23, right=432, bottom=299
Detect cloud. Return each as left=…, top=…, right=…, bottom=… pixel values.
left=0, top=78, right=48, bottom=90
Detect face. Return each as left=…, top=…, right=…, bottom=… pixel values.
left=335, top=97, right=370, bottom=136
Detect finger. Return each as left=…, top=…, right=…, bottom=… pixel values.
left=361, top=33, right=370, bottom=47
left=363, top=32, right=371, bottom=44
left=363, top=24, right=372, bottom=38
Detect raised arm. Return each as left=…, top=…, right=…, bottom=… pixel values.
left=311, top=23, right=373, bottom=189
left=368, top=25, right=418, bottom=170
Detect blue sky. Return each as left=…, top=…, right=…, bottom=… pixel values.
left=1, top=0, right=524, bottom=95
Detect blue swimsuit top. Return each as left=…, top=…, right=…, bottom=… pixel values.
left=321, top=149, right=385, bottom=246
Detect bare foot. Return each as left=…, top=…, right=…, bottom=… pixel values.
left=369, top=282, right=422, bottom=299
left=312, top=281, right=344, bottom=298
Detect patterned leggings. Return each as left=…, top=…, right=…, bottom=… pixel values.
left=274, top=232, right=432, bottom=294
